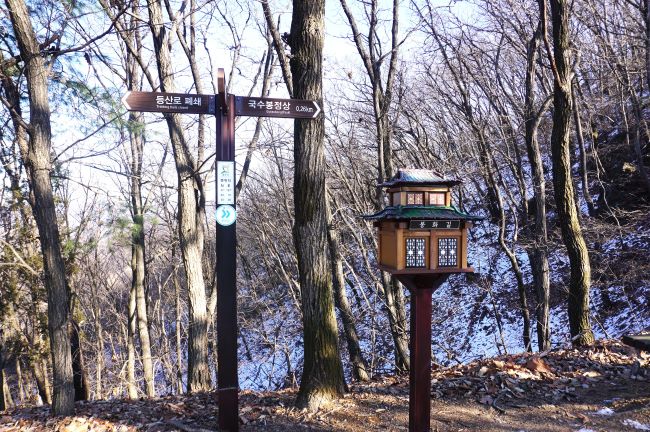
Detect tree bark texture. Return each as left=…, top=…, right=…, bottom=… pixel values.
left=525, top=19, right=551, bottom=351
left=126, top=265, right=138, bottom=398
left=571, top=90, right=595, bottom=215
left=5, top=0, right=75, bottom=415
left=327, top=201, right=369, bottom=381
left=289, top=0, right=346, bottom=410
left=129, top=109, right=155, bottom=397
left=547, top=0, right=595, bottom=346
left=173, top=261, right=184, bottom=394
left=70, top=320, right=90, bottom=401
left=0, top=367, right=13, bottom=411
left=646, top=0, right=650, bottom=93
left=380, top=273, right=411, bottom=371
left=30, top=358, right=51, bottom=405
left=16, top=358, right=25, bottom=403
left=146, top=0, right=211, bottom=392
left=117, top=4, right=156, bottom=397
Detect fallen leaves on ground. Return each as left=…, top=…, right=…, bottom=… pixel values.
left=0, top=339, right=648, bottom=431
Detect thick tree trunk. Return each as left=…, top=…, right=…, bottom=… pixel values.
left=146, top=0, right=210, bottom=392
left=525, top=20, right=551, bottom=351
left=547, top=0, right=594, bottom=346
left=289, top=0, right=346, bottom=410
left=5, top=0, right=75, bottom=415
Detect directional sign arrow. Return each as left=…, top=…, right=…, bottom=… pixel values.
left=215, top=205, right=236, bottom=226
left=235, top=96, right=321, bottom=119
left=121, top=90, right=215, bottom=115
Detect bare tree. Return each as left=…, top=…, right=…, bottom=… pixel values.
left=5, top=0, right=75, bottom=414
left=524, top=7, right=552, bottom=351
left=541, top=0, right=595, bottom=346
left=289, top=0, right=347, bottom=410
left=146, top=0, right=211, bottom=391
left=125, top=4, right=155, bottom=397
left=339, top=0, right=410, bottom=371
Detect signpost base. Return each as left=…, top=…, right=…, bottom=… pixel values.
left=217, top=387, right=238, bottom=431
left=396, top=274, right=450, bottom=432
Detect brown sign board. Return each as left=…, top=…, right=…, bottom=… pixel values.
left=409, top=220, right=460, bottom=230
left=121, top=91, right=215, bottom=114
left=235, top=96, right=321, bottom=119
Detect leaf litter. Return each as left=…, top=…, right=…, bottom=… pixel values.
left=0, top=339, right=647, bottom=431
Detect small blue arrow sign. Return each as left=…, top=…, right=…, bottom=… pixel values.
left=216, top=205, right=236, bottom=226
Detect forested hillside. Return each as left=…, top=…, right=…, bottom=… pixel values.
left=0, top=0, right=648, bottom=427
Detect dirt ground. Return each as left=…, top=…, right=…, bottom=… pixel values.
left=0, top=339, right=648, bottom=431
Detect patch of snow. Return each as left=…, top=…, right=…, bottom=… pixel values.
left=576, top=429, right=597, bottom=432
left=622, top=419, right=650, bottom=431
left=594, top=407, right=615, bottom=416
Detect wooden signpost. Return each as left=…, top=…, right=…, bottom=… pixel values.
left=234, top=96, right=320, bottom=119
left=122, top=68, right=320, bottom=431
left=121, top=90, right=215, bottom=115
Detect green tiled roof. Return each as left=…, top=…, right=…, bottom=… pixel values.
left=363, top=205, right=483, bottom=221
left=379, top=168, right=461, bottom=187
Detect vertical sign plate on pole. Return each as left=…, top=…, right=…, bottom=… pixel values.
left=217, top=161, right=235, bottom=205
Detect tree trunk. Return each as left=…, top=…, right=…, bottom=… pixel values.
left=571, top=88, right=595, bottom=214
left=146, top=0, right=211, bottom=392
left=70, top=320, right=89, bottom=401
left=380, top=273, right=411, bottom=371
left=129, top=111, right=155, bottom=398
left=5, top=0, right=75, bottom=415
left=289, top=0, right=346, bottom=410
left=646, top=0, right=650, bottom=92
left=0, top=347, right=13, bottom=411
left=16, top=358, right=25, bottom=403
left=126, top=265, right=138, bottom=398
left=326, top=198, right=369, bottom=381
left=0, top=367, right=13, bottom=411
left=29, top=358, right=50, bottom=405
left=390, top=279, right=409, bottom=371
left=173, top=259, right=184, bottom=395
left=93, top=301, right=104, bottom=400
left=525, top=18, right=551, bottom=351
left=547, top=0, right=594, bottom=346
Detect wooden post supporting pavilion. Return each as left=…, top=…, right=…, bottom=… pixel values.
left=397, top=275, right=449, bottom=432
